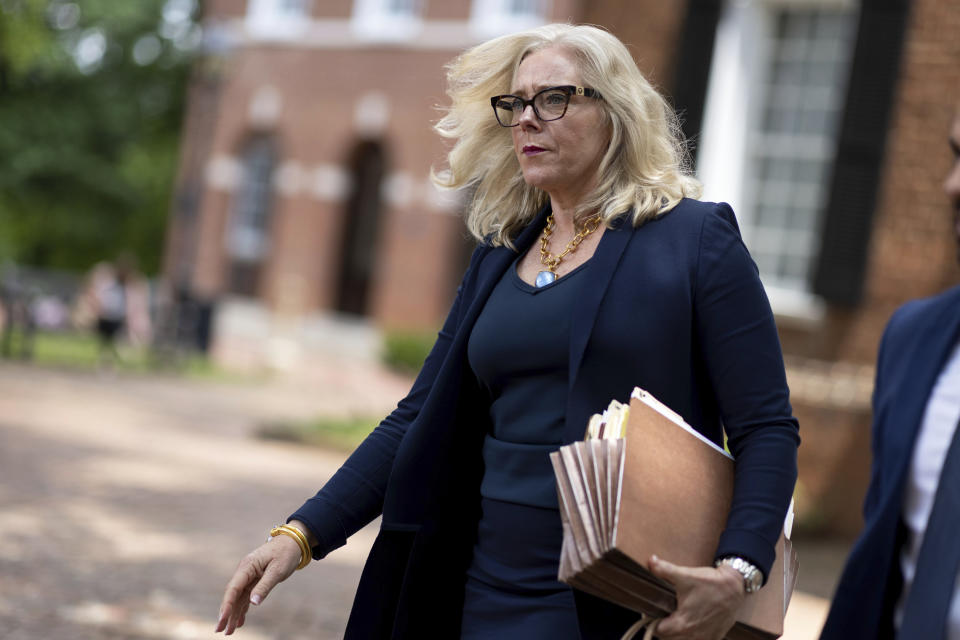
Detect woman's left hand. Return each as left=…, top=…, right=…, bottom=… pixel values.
left=647, top=554, right=746, bottom=640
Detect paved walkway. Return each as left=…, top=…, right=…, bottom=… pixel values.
left=0, top=360, right=842, bottom=639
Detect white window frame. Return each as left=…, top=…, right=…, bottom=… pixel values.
left=696, top=0, right=857, bottom=322
left=351, top=0, right=424, bottom=42
left=226, top=137, right=276, bottom=262
left=470, top=0, right=549, bottom=40
left=245, top=0, right=311, bottom=40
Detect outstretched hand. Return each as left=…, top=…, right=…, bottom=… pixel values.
left=647, top=554, right=745, bottom=640
left=215, top=531, right=303, bottom=635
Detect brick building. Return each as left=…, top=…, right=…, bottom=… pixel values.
left=164, top=0, right=959, bottom=536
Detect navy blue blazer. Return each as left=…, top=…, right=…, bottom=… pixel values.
left=820, top=283, right=960, bottom=640
left=290, top=198, right=800, bottom=639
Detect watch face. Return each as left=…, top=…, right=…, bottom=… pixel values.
left=718, top=557, right=761, bottom=593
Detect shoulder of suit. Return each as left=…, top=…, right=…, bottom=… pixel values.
left=647, top=198, right=738, bottom=228
left=633, top=199, right=744, bottom=249
left=888, top=283, right=960, bottom=336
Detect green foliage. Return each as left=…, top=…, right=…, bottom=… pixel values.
left=381, top=330, right=436, bottom=375
left=0, top=0, right=197, bottom=275
left=257, top=416, right=380, bottom=453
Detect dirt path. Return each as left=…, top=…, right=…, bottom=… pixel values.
left=0, top=362, right=838, bottom=639
left=0, top=361, right=412, bottom=639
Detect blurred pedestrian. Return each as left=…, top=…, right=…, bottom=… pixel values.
left=0, top=263, right=36, bottom=360
left=821, top=111, right=960, bottom=639
left=82, top=253, right=151, bottom=364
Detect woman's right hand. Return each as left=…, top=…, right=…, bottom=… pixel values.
left=215, top=528, right=305, bottom=635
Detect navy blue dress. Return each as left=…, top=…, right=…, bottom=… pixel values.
left=460, top=256, right=591, bottom=639
left=286, top=200, right=800, bottom=639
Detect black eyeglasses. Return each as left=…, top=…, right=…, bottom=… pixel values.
left=490, top=85, right=602, bottom=128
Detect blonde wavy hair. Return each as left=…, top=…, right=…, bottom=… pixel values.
left=432, top=23, right=702, bottom=248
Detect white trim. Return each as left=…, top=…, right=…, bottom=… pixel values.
left=761, top=0, right=857, bottom=8
left=697, top=2, right=770, bottom=223
left=273, top=161, right=306, bottom=196
left=382, top=172, right=415, bottom=208
left=784, top=356, right=874, bottom=409
left=245, top=0, right=311, bottom=40
left=208, top=17, right=499, bottom=50
left=354, top=92, right=390, bottom=139
left=470, top=0, right=549, bottom=40
left=309, top=165, right=352, bottom=203
left=205, top=155, right=243, bottom=191
left=352, top=0, right=424, bottom=43
left=248, top=85, right=282, bottom=129
left=766, top=286, right=827, bottom=328
left=698, top=0, right=858, bottom=313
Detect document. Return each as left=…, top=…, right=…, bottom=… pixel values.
left=550, top=388, right=799, bottom=640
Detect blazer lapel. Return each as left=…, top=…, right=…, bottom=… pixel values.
left=563, top=216, right=633, bottom=440
left=457, top=203, right=552, bottom=332
left=888, top=291, right=960, bottom=482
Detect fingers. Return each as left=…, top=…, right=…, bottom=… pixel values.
left=249, top=559, right=290, bottom=606
left=648, top=554, right=686, bottom=587
left=215, top=539, right=300, bottom=634
left=647, top=555, right=691, bottom=637
left=646, top=555, right=743, bottom=640
left=217, top=559, right=259, bottom=634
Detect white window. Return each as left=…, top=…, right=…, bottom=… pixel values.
left=226, top=137, right=275, bottom=263
left=246, top=0, right=311, bottom=39
left=470, top=0, right=549, bottom=39
left=352, top=0, right=424, bottom=41
left=697, top=0, right=857, bottom=318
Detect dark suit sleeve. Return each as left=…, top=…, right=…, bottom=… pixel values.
left=693, top=204, right=801, bottom=580
left=288, top=245, right=485, bottom=558
left=861, top=300, right=919, bottom=521
left=862, top=309, right=899, bottom=520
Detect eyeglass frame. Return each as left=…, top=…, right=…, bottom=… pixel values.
left=489, top=85, right=602, bottom=128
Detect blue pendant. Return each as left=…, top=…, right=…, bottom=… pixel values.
left=535, top=271, right=557, bottom=288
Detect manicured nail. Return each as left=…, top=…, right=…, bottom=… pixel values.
left=250, top=594, right=262, bottom=605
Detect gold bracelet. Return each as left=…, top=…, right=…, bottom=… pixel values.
left=281, top=524, right=312, bottom=570
left=269, top=524, right=312, bottom=570
left=271, top=524, right=311, bottom=570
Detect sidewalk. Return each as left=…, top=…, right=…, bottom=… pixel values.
left=0, top=360, right=842, bottom=639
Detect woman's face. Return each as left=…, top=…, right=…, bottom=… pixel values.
left=510, top=46, right=610, bottom=209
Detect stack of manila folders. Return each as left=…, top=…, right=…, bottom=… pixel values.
left=550, top=387, right=799, bottom=640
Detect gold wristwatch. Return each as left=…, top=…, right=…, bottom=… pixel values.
left=715, top=556, right=763, bottom=594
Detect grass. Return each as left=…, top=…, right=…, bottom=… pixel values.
left=257, top=415, right=380, bottom=452
left=382, top=330, right=435, bottom=375
left=20, top=330, right=151, bottom=369
left=2, top=329, right=221, bottom=378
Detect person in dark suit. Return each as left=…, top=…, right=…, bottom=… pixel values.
left=216, top=24, right=799, bottom=640
left=820, top=113, right=960, bottom=639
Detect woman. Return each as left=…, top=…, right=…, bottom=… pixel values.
left=216, top=24, right=799, bottom=640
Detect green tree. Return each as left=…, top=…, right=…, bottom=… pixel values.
left=0, top=0, right=198, bottom=275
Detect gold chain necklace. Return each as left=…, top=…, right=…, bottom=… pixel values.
left=536, top=213, right=603, bottom=287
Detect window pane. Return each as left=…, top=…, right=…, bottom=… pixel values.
left=388, top=0, right=419, bottom=14
left=742, top=5, right=856, bottom=294
left=227, top=137, right=275, bottom=262
left=509, top=0, right=540, bottom=14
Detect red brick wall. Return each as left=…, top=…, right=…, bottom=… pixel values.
left=783, top=0, right=960, bottom=539
left=835, top=0, right=960, bottom=365
left=171, top=0, right=697, bottom=331
left=580, top=0, right=687, bottom=89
